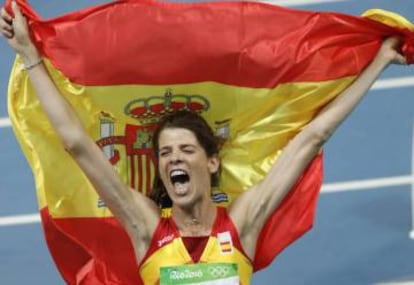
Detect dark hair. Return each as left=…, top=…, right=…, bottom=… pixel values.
left=150, top=111, right=220, bottom=207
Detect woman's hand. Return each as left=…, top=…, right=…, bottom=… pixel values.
left=1, top=1, right=40, bottom=64
left=377, top=37, right=407, bottom=66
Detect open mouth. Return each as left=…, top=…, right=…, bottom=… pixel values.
left=170, top=169, right=190, bottom=185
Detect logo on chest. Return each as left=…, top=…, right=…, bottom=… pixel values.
left=157, top=234, right=175, bottom=247
left=217, top=231, right=234, bottom=255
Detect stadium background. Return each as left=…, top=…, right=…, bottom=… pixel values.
left=0, top=0, right=413, bottom=284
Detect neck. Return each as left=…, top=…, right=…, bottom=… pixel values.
left=172, top=201, right=216, bottom=237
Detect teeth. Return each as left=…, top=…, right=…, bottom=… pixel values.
left=170, top=169, right=187, bottom=177
left=169, top=169, right=190, bottom=187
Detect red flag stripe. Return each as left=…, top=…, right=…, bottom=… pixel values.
left=41, top=208, right=142, bottom=284
left=10, top=0, right=412, bottom=87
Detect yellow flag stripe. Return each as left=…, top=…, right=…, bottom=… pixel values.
left=9, top=58, right=354, bottom=218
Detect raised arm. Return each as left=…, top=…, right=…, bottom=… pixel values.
left=229, top=37, right=406, bottom=258
left=1, top=2, right=159, bottom=261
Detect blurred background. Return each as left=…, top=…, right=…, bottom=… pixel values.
left=0, top=0, right=413, bottom=284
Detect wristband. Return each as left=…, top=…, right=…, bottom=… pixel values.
left=24, top=58, right=43, bottom=71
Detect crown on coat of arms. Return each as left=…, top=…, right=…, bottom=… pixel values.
left=124, top=89, right=210, bottom=124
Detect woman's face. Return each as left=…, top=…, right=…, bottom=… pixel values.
left=157, top=127, right=219, bottom=208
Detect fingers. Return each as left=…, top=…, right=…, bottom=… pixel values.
left=1, top=7, right=12, bottom=23
left=2, top=1, right=31, bottom=43
left=378, top=36, right=406, bottom=65
left=394, top=53, right=407, bottom=65
left=385, top=37, right=407, bottom=65
left=1, top=7, right=13, bottom=38
left=1, top=1, right=34, bottom=56
left=11, top=1, right=23, bottom=21
left=10, top=1, right=28, bottom=29
left=383, top=37, right=401, bottom=50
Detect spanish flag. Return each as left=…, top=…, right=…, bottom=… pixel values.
left=6, top=0, right=414, bottom=284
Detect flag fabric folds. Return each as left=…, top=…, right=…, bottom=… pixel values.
left=5, top=0, right=414, bottom=284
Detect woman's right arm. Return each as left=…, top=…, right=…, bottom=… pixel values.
left=1, top=2, right=159, bottom=260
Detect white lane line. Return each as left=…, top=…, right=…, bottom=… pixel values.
left=0, top=213, right=40, bottom=227
left=322, top=175, right=412, bottom=193
left=0, top=175, right=412, bottom=227
left=410, top=122, right=414, bottom=240
left=373, top=76, right=414, bottom=90
left=0, top=117, right=11, bottom=128
left=375, top=280, right=414, bottom=285
left=262, top=0, right=346, bottom=6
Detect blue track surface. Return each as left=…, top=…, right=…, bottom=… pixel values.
left=0, top=1, right=413, bottom=284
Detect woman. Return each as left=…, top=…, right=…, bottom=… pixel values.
left=1, top=1, right=406, bottom=284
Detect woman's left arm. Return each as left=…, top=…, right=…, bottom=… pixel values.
left=229, top=38, right=406, bottom=259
